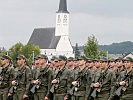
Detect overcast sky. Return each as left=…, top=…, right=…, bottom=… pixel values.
left=0, top=0, right=133, bottom=49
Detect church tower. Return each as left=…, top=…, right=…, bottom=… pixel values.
left=55, top=0, right=69, bottom=36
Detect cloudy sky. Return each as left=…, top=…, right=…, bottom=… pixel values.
left=0, top=0, right=133, bottom=49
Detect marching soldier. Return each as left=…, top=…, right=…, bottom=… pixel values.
left=121, top=58, right=133, bottom=100
left=71, top=56, right=88, bottom=100
left=11, top=55, right=32, bottom=100
left=112, top=58, right=125, bottom=100
left=31, top=54, right=52, bottom=100
left=0, top=55, right=14, bottom=100
left=114, top=58, right=133, bottom=100
left=90, top=58, right=116, bottom=100
left=50, top=55, right=72, bottom=100
left=85, top=58, right=96, bottom=100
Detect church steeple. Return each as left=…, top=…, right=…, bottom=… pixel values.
left=57, top=0, right=69, bottom=13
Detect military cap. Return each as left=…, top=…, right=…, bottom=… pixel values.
left=1, top=55, right=12, bottom=61
left=99, top=58, right=108, bottom=62
left=115, top=57, right=123, bottom=61
left=40, top=54, right=48, bottom=60
left=36, top=54, right=48, bottom=60
left=78, top=56, right=86, bottom=60
left=123, top=57, right=133, bottom=62
left=93, top=58, right=99, bottom=62
left=34, top=56, right=40, bottom=60
left=58, top=55, right=67, bottom=61
left=51, top=56, right=57, bottom=61
left=67, top=57, right=74, bottom=61
left=54, top=57, right=59, bottom=62
left=16, top=55, right=26, bottom=60
left=86, top=58, right=93, bottom=62
left=73, top=58, right=78, bottom=61
left=109, top=58, right=116, bottom=62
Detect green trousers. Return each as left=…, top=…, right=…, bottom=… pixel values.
left=121, top=92, right=133, bottom=100
left=13, top=88, right=26, bottom=100
left=0, top=88, right=8, bottom=100
left=54, top=94, right=66, bottom=100
left=72, top=91, right=86, bottom=100
left=34, top=92, right=46, bottom=100
left=95, top=92, right=110, bottom=100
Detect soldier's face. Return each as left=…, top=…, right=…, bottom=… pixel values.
left=66, top=61, right=73, bottom=67
left=79, top=60, right=86, bottom=66
left=101, top=62, right=108, bottom=69
left=35, top=59, right=40, bottom=67
left=124, top=61, right=132, bottom=69
left=95, top=61, right=101, bottom=68
left=116, top=60, right=123, bottom=67
left=109, top=62, right=116, bottom=67
left=51, top=60, right=55, bottom=65
left=59, top=60, right=66, bottom=66
left=54, top=61, right=59, bottom=68
left=39, top=58, right=47, bottom=66
left=17, top=58, right=25, bottom=66
left=1, top=58, right=9, bottom=66
left=74, top=61, right=78, bottom=67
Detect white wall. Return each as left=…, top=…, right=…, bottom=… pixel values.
left=55, top=13, right=69, bottom=36
left=56, top=36, right=73, bottom=52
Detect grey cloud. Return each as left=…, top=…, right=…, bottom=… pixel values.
left=0, top=0, right=133, bottom=49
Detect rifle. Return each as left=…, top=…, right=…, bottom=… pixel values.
left=0, top=67, right=3, bottom=85
left=90, top=66, right=110, bottom=98
left=114, top=71, right=132, bottom=96
left=30, top=66, right=49, bottom=93
left=9, top=68, right=26, bottom=94
left=69, top=67, right=88, bottom=95
left=50, top=67, right=65, bottom=93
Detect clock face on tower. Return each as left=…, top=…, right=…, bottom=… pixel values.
left=58, top=15, right=61, bottom=23
left=63, top=15, right=67, bottom=23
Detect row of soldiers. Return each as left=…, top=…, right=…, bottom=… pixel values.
left=0, top=54, right=133, bottom=100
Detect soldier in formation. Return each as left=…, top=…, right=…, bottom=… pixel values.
left=0, top=54, right=133, bottom=100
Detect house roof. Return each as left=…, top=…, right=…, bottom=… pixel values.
left=28, top=28, right=61, bottom=49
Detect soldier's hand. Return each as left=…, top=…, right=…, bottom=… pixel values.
left=8, top=93, right=12, bottom=96
left=119, top=81, right=126, bottom=86
left=52, top=79, right=58, bottom=84
left=0, top=76, right=3, bottom=80
left=33, top=80, right=40, bottom=85
left=93, top=82, right=100, bottom=88
left=12, top=80, right=17, bottom=86
left=64, top=96, right=68, bottom=100
left=44, top=96, right=48, bottom=100
left=23, top=94, right=28, bottom=99
left=72, top=81, right=78, bottom=86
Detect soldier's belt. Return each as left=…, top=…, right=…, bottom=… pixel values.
left=125, top=89, right=133, bottom=94
left=77, top=87, right=86, bottom=91
left=0, top=83, right=9, bottom=89
left=18, top=84, right=25, bottom=88
left=55, top=89, right=66, bottom=94
left=99, top=90, right=109, bottom=94
left=40, top=83, right=48, bottom=87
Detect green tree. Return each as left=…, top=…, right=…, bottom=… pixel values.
left=98, top=50, right=108, bottom=59
left=9, top=43, right=40, bottom=66
left=9, top=42, right=24, bottom=65
left=84, top=35, right=99, bottom=58
left=20, top=44, right=40, bottom=66
left=75, top=43, right=80, bottom=59
left=84, top=35, right=107, bottom=59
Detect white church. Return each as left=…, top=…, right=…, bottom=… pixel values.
left=28, top=0, right=74, bottom=58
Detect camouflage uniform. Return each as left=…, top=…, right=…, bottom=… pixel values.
left=0, top=55, right=14, bottom=100
left=32, top=65, right=52, bottom=100
left=13, top=65, right=32, bottom=100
